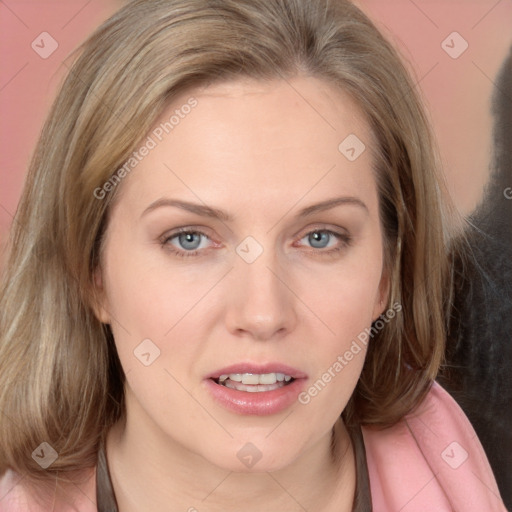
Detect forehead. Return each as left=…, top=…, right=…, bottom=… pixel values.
left=112, top=76, right=379, bottom=217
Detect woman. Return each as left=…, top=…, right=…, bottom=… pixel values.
left=0, top=0, right=505, bottom=510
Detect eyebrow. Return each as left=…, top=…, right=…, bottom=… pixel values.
left=141, top=196, right=367, bottom=221
left=297, top=197, right=368, bottom=217
left=141, top=198, right=233, bottom=221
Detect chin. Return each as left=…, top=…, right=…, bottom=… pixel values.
left=198, top=436, right=306, bottom=474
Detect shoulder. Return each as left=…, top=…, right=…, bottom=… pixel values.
left=0, top=467, right=97, bottom=512
left=362, top=381, right=506, bottom=512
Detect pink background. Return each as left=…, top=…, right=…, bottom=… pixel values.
left=1, top=0, right=511, bottom=262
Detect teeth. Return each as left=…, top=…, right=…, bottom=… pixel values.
left=217, top=372, right=294, bottom=389
left=239, top=373, right=292, bottom=385
left=241, top=373, right=260, bottom=385
left=224, top=380, right=287, bottom=392
left=258, top=373, right=277, bottom=385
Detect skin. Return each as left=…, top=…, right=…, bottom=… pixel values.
left=94, top=75, right=389, bottom=512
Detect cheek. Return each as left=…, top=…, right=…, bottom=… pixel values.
left=289, top=252, right=383, bottom=398
left=103, top=247, right=210, bottom=336
left=297, top=253, right=384, bottom=342
left=295, top=289, right=376, bottom=428
left=101, top=248, right=224, bottom=385
left=99, top=249, right=170, bottom=377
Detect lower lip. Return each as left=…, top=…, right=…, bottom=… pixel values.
left=203, top=378, right=306, bottom=415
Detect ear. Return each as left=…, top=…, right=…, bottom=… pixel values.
left=372, top=265, right=391, bottom=321
left=90, top=266, right=111, bottom=324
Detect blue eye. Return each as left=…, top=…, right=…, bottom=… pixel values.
left=177, top=232, right=202, bottom=250
left=302, top=230, right=341, bottom=249
left=166, top=231, right=211, bottom=252
left=294, top=228, right=351, bottom=256
left=307, top=231, right=331, bottom=249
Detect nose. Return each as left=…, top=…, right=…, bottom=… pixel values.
left=224, top=250, right=298, bottom=341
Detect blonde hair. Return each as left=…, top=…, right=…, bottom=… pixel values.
left=0, top=0, right=453, bottom=483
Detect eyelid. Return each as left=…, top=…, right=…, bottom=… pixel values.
left=291, top=225, right=352, bottom=254
left=159, top=226, right=216, bottom=244
left=292, top=223, right=350, bottom=241
left=159, top=227, right=223, bottom=259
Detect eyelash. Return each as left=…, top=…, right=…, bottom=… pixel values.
left=160, top=227, right=352, bottom=259
left=295, top=229, right=352, bottom=257
left=159, top=228, right=213, bottom=258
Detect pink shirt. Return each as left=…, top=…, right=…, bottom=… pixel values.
left=0, top=382, right=506, bottom=511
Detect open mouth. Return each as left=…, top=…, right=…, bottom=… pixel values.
left=213, top=372, right=296, bottom=393
left=205, top=366, right=306, bottom=414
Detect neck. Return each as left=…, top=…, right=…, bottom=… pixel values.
left=106, top=391, right=355, bottom=512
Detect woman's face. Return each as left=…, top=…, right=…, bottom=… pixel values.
left=96, top=76, right=389, bottom=472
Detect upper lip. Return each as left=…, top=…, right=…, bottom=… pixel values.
left=206, top=363, right=308, bottom=380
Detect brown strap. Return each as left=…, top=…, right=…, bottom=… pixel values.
left=96, top=441, right=119, bottom=512
left=348, top=423, right=373, bottom=512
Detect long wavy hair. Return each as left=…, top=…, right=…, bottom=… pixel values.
left=0, top=0, right=454, bottom=485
